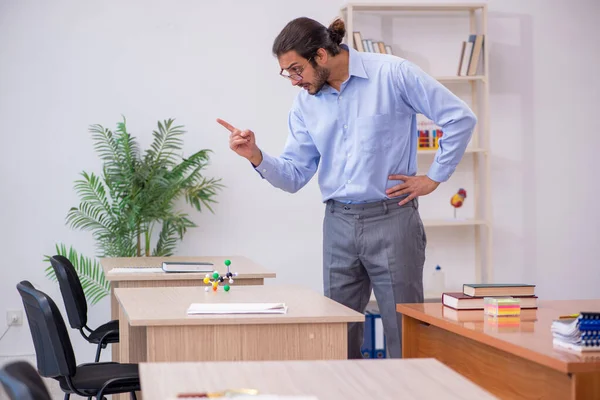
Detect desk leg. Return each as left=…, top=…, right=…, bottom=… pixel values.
left=111, top=284, right=120, bottom=362
left=117, top=306, right=147, bottom=400
left=146, top=323, right=347, bottom=362
left=401, top=314, right=575, bottom=400
left=401, top=313, right=421, bottom=358
left=572, top=371, right=600, bottom=400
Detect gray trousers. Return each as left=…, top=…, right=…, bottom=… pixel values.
left=323, top=197, right=426, bottom=359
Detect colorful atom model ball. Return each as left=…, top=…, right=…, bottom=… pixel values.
left=450, top=188, right=467, bottom=208
left=204, top=259, right=238, bottom=292
left=450, top=188, right=467, bottom=219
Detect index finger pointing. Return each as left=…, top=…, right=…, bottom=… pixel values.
left=216, top=118, right=237, bottom=133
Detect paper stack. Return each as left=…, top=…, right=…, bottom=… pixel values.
left=109, top=267, right=164, bottom=274
left=551, top=312, right=600, bottom=353
left=187, top=302, right=288, bottom=315
left=173, top=396, right=316, bottom=400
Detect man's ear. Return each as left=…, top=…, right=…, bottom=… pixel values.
left=315, top=48, right=328, bottom=65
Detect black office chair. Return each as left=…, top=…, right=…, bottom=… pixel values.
left=0, top=360, right=52, bottom=400
left=16, top=281, right=139, bottom=400
left=49, top=255, right=119, bottom=362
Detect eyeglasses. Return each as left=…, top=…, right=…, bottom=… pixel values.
left=279, top=58, right=312, bottom=81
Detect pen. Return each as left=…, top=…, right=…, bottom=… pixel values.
left=558, top=313, right=580, bottom=319
left=176, top=388, right=259, bottom=398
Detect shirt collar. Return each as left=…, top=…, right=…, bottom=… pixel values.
left=345, top=44, right=368, bottom=80
left=315, top=44, right=368, bottom=96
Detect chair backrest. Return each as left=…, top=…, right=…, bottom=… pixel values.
left=49, top=255, right=88, bottom=329
left=16, top=281, right=77, bottom=379
left=0, top=361, right=52, bottom=400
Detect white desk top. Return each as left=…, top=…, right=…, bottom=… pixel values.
left=100, top=255, right=276, bottom=281
left=114, top=284, right=365, bottom=326
left=139, top=359, right=497, bottom=400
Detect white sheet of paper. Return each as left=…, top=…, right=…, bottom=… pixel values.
left=172, top=396, right=317, bottom=400
left=187, top=302, right=288, bottom=315
left=223, top=397, right=317, bottom=400
left=108, top=267, right=164, bottom=274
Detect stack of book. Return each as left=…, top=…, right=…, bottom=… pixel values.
left=442, top=283, right=538, bottom=311
left=552, top=312, right=600, bottom=353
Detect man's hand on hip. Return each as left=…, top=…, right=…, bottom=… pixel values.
left=386, top=174, right=440, bottom=206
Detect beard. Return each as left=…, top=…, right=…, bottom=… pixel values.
left=307, top=64, right=330, bottom=95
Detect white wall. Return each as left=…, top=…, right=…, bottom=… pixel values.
left=0, top=0, right=598, bottom=371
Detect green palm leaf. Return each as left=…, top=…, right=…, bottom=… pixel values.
left=145, top=118, right=185, bottom=168
left=46, top=116, right=223, bottom=305
left=44, top=244, right=110, bottom=305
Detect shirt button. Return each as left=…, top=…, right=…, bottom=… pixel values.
left=347, top=180, right=351, bottom=184
left=262, top=169, right=266, bottom=173
left=343, top=125, right=348, bottom=129
left=339, top=95, right=343, bottom=99
left=348, top=153, right=351, bottom=157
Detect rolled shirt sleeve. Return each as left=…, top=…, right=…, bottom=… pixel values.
left=253, top=103, right=320, bottom=193
left=396, top=60, right=477, bottom=182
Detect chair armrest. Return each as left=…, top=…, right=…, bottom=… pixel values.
left=96, top=375, right=141, bottom=399
left=78, top=362, right=119, bottom=368
left=98, top=329, right=120, bottom=346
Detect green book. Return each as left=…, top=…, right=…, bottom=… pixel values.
left=463, top=283, right=536, bottom=297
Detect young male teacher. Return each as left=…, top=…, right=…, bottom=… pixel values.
left=217, top=17, right=476, bottom=359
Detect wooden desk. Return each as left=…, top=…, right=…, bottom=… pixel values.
left=139, top=359, right=498, bottom=400
left=115, top=284, right=364, bottom=364
left=100, top=255, right=276, bottom=360
left=397, top=300, right=600, bottom=400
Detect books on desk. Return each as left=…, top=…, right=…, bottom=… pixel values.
left=109, top=267, right=164, bottom=274
left=187, top=302, right=288, bottom=315
left=552, top=312, right=600, bottom=353
left=162, top=261, right=214, bottom=273
left=463, top=283, right=536, bottom=297
left=442, top=283, right=538, bottom=310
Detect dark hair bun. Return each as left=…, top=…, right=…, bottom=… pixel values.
left=327, top=18, right=346, bottom=45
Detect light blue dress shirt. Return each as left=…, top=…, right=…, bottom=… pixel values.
left=255, top=44, right=477, bottom=203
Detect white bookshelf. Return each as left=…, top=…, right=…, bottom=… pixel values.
left=340, top=3, right=492, bottom=302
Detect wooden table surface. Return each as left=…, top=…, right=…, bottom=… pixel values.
left=139, top=359, right=498, bottom=400
left=397, top=299, right=600, bottom=374
left=100, top=255, right=276, bottom=281
left=114, top=284, right=365, bottom=326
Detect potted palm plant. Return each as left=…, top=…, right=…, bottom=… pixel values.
left=44, top=117, right=223, bottom=304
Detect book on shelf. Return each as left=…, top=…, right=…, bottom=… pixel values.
left=552, top=312, right=600, bottom=353
left=352, top=31, right=393, bottom=55
left=457, top=34, right=484, bottom=76
left=442, top=292, right=538, bottom=310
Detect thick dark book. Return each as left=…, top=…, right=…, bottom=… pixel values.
left=443, top=292, right=538, bottom=310
left=463, top=283, right=535, bottom=297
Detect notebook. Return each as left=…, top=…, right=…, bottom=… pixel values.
left=462, top=283, right=536, bottom=297
left=551, top=312, right=600, bottom=352
left=162, top=261, right=214, bottom=273
left=109, top=267, right=164, bottom=274
left=173, top=396, right=317, bottom=400
left=187, top=302, right=288, bottom=315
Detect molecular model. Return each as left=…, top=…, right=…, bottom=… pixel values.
left=204, top=259, right=238, bottom=292
left=450, top=188, right=467, bottom=219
